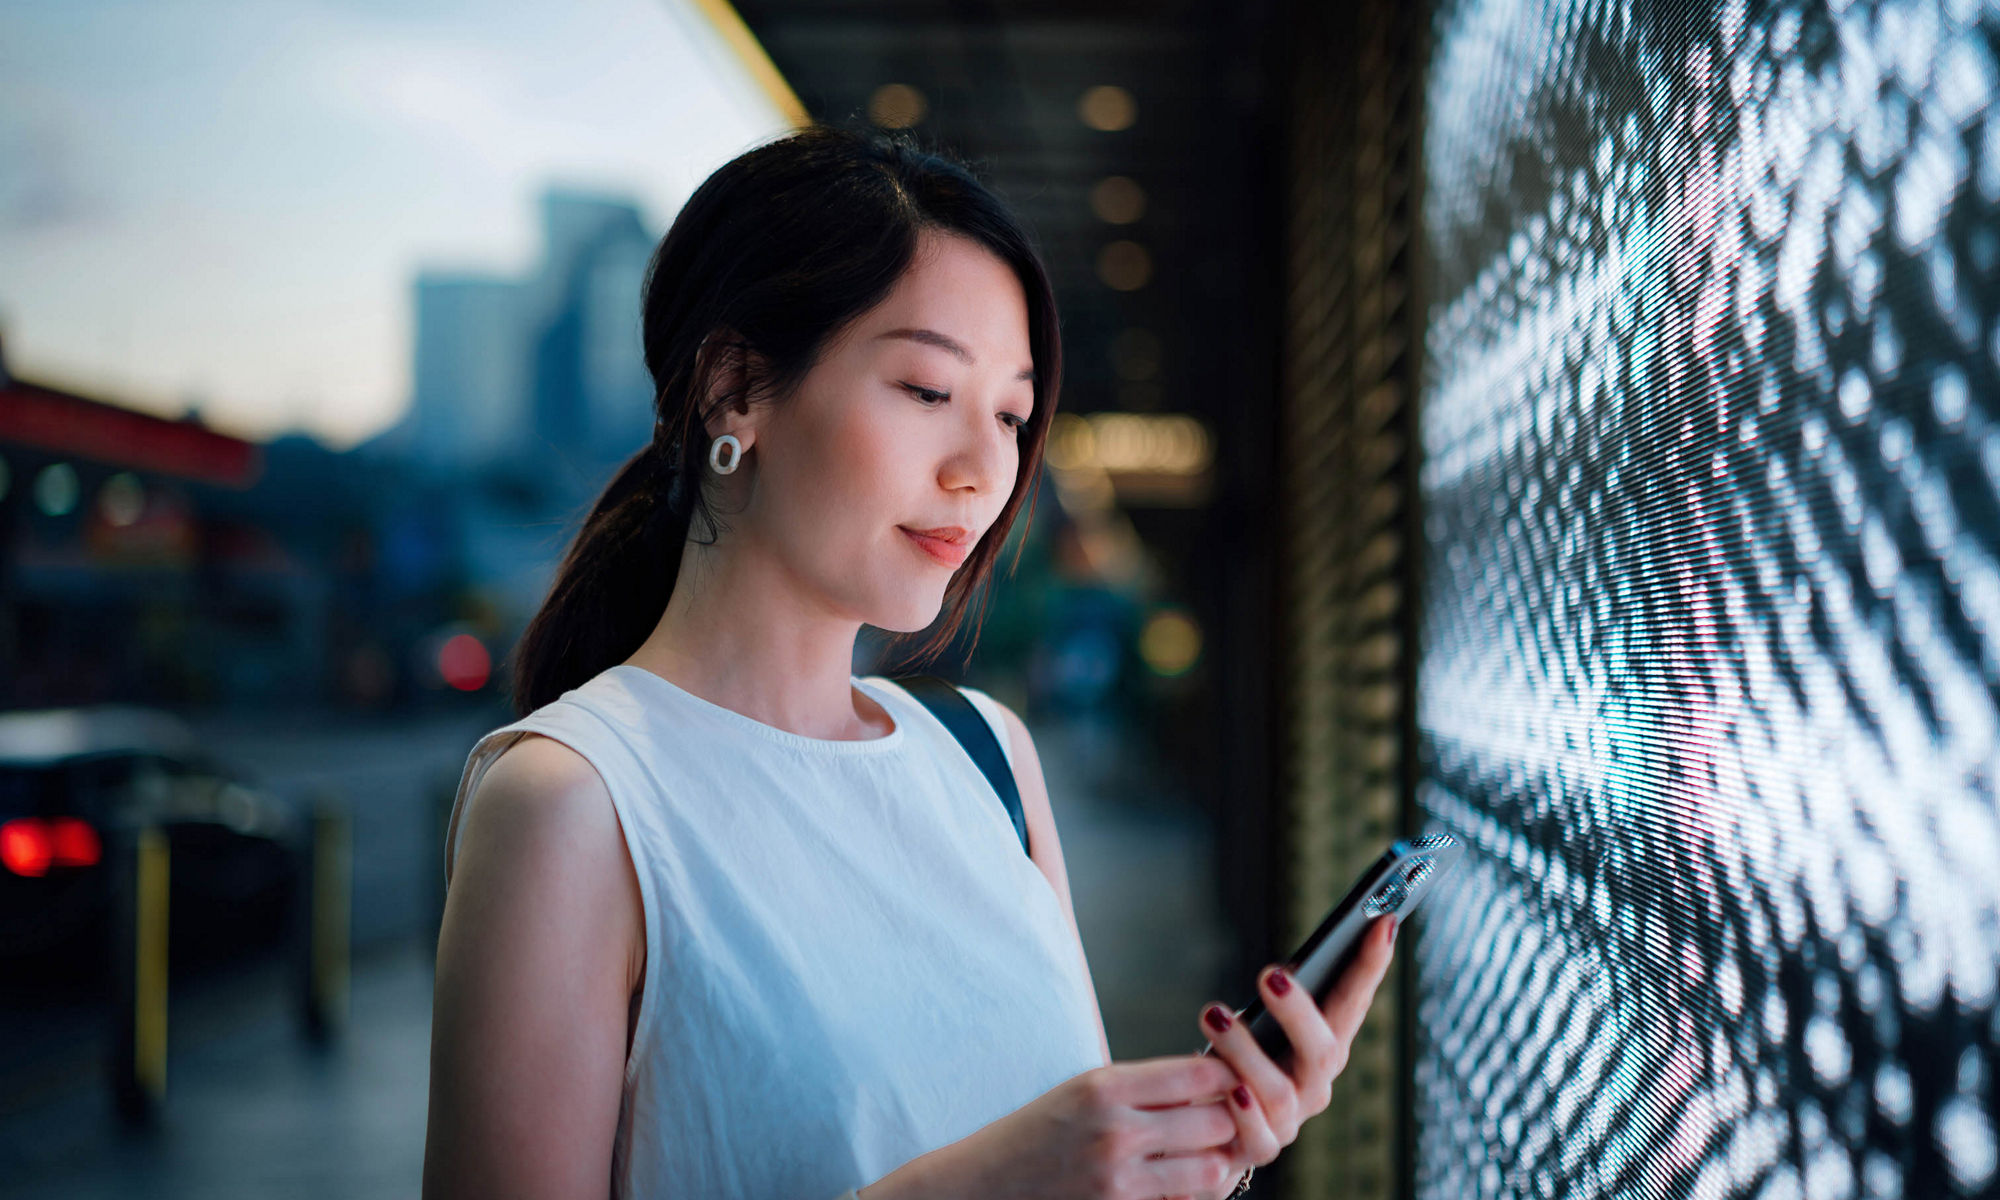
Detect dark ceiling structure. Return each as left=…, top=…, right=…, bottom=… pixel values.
left=731, top=0, right=1282, bottom=440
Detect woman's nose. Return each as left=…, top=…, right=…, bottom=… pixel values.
left=940, top=411, right=1014, bottom=496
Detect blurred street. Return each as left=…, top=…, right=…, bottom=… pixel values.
left=182, top=705, right=505, bottom=950
left=0, top=712, right=1235, bottom=1198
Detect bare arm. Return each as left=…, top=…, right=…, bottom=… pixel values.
left=423, top=734, right=646, bottom=1200
left=995, top=701, right=1113, bottom=1068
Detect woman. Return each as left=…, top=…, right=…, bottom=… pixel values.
left=421, top=124, right=1397, bottom=1200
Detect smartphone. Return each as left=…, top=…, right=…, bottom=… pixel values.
left=1199, top=832, right=1463, bottom=1071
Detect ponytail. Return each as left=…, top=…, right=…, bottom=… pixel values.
left=509, top=441, right=697, bottom=715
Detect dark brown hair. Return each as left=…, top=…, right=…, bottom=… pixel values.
left=509, top=125, right=1061, bottom=716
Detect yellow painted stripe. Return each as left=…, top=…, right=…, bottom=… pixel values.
left=683, top=0, right=811, bottom=127
left=313, top=809, right=351, bottom=1028
left=134, top=826, right=169, bottom=1099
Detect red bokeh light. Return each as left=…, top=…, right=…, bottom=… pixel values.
left=438, top=634, right=491, bottom=692
left=1, top=817, right=103, bottom=877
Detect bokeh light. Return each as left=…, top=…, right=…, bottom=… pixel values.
left=868, top=83, right=927, bottom=128
left=97, top=472, right=145, bottom=527
left=33, top=463, right=78, bottom=517
left=1139, top=608, right=1202, bottom=676
left=437, top=634, right=491, bottom=692
left=1095, top=240, right=1152, bottom=291
left=1090, top=175, right=1147, bottom=224
left=1078, top=84, right=1136, bottom=132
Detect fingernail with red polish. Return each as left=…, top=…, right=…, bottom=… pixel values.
left=1267, top=967, right=1292, bottom=997
left=1205, top=1004, right=1233, bottom=1034
left=1232, top=1085, right=1252, bottom=1108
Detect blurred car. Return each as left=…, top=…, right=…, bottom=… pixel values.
left=0, top=706, right=302, bottom=978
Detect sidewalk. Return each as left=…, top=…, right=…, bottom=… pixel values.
left=0, top=713, right=1235, bottom=1197
left=0, top=939, right=435, bottom=1200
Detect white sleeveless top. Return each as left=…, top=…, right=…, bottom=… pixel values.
left=444, top=665, right=1105, bottom=1200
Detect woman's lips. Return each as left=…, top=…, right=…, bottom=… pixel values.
left=901, top=526, right=970, bottom=568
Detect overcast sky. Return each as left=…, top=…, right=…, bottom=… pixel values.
left=0, top=0, right=790, bottom=448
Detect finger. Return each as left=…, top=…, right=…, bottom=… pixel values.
left=1321, top=914, right=1398, bottom=1046
left=1114, top=1054, right=1242, bottom=1110
left=1198, top=1001, right=1301, bottom=1139
left=1222, top=1072, right=1284, bottom=1169
left=1137, top=1149, right=1238, bottom=1200
left=1257, top=963, right=1343, bottom=1105
left=1132, top=1097, right=1237, bottom=1157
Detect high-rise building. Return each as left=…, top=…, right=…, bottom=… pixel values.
left=407, top=274, right=528, bottom=472
left=526, top=191, right=656, bottom=475
left=398, top=189, right=657, bottom=486
left=384, top=188, right=663, bottom=633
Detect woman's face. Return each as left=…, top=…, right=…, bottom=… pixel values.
left=728, top=229, right=1037, bottom=633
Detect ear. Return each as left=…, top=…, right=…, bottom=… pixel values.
left=694, top=331, right=769, bottom=448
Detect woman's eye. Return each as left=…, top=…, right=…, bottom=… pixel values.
left=904, top=383, right=1025, bottom=434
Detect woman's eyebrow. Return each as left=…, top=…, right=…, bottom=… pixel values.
left=875, top=327, right=1036, bottom=383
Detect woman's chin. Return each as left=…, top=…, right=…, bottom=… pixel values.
left=869, top=593, right=949, bottom=635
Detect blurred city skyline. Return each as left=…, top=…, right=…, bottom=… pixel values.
left=0, top=0, right=792, bottom=450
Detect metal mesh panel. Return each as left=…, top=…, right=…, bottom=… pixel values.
left=1416, top=1, right=2000, bottom=1196
left=1277, top=0, right=1428, bottom=1196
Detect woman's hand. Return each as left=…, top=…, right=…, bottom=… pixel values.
left=858, top=917, right=1400, bottom=1200
left=1185, top=913, right=1400, bottom=1198
left=858, top=1056, right=1248, bottom=1200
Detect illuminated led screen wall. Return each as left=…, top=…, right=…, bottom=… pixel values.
left=1413, top=1, right=2000, bottom=1196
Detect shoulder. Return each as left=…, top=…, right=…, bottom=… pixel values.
left=450, top=732, right=644, bottom=977
left=464, top=732, right=618, bottom=853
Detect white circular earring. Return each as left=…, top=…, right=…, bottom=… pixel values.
left=708, top=434, right=743, bottom=475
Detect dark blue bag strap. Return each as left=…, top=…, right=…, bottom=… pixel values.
left=892, top=675, right=1030, bottom=857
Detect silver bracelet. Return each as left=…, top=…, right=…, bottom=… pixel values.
left=1230, top=1164, right=1256, bottom=1196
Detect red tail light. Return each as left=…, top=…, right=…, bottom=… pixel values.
left=1, top=817, right=103, bottom=877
